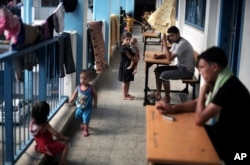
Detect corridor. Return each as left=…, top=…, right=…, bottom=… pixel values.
left=55, top=25, right=186, bottom=165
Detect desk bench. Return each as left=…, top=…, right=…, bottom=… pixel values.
left=146, top=105, right=221, bottom=165
left=181, top=51, right=200, bottom=99
left=144, top=51, right=171, bottom=105
left=142, top=32, right=161, bottom=57
left=143, top=51, right=200, bottom=105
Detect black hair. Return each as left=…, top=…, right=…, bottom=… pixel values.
left=31, top=101, right=50, bottom=125
left=122, top=31, right=132, bottom=39
left=198, top=46, right=228, bottom=68
left=80, top=69, right=91, bottom=79
left=167, top=26, right=180, bottom=34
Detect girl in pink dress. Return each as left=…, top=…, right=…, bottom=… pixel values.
left=30, top=101, right=69, bottom=165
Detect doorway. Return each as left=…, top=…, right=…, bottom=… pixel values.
left=134, top=0, right=156, bottom=22
left=218, top=0, right=244, bottom=75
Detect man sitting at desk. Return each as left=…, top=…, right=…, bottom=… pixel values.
left=154, top=26, right=195, bottom=103
left=155, top=46, right=250, bottom=165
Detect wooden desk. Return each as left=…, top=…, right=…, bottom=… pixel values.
left=143, top=51, right=170, bottom=105
left=143, top=32, right=161, bottom=57
left=146, top=105, right=221, bottom=165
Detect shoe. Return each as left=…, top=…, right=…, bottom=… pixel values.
left=83, top=129, right=89, bottom=137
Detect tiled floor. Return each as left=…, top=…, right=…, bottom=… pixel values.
left=55, top=25, right=192, bottom=165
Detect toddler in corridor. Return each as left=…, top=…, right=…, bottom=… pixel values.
left=30, top=101, right=70, bottom=165
left=127, top=37, right=140, bottom=75
left=69, top=70, right=98, bottom=137
left=124, top=13, right=143, bottom=33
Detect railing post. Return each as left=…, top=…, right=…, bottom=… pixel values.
left=4, top=59, right=14, bottom=165
left=38, top=47, right=47, bottom=101
left=24, top=71, right=32, bottom=101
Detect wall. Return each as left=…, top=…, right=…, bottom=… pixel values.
left=33, top=0, right=55, bottom=20
left=177, top=0, right=250, bottom=91
left=134, top=0, right=156, bottom=21
left=32, top=0, right=86, bottom=95
left=239, top=0, right=250, bottom=90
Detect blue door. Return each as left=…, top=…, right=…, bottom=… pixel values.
left=218, top=0, right=244, bottom=75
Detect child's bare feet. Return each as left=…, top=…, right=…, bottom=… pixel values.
left=80, top=124, right=84, bottom=130
left=123, top=96, right=134, bottom=100
left=132, top=69, right=137, bottom=75
left=127, top=65, right=133, bottom=70
left=123, top=94, right=135, bottom=100
left=128, top=94, right=136, bottom=99
left=83, top=129, right=89, bottom=137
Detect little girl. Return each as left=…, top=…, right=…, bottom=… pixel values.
left=69, top=69, right=98, bottom=137
left=30, top=101, right=69, bottom=165
left=118, top=32, right=136, bottom=100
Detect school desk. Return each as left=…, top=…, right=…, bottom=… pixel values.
left=143, top=51, right=173, bottom=106
left=142, top=32, right=161, bottom=57
left=146, top=105, right=221, bottom=165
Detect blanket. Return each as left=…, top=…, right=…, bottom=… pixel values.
left=147, top=0, right=176, bottom=34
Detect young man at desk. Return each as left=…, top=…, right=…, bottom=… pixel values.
left=155, top=46, right=250, bottom=165
left=154, top=26, right=195, bottom=103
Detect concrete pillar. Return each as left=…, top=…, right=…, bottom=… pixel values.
left=64, top=0, right=87, bottom=85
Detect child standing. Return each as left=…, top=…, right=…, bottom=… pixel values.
left=127, top=37, right=140, bottom=75
left=69, top=70, right=98, bottom=137
left=30, top=101, right=69, bottom=165
left=124, top=13, right=144, bottom=33
left=118, top=32, right=136, bottom=100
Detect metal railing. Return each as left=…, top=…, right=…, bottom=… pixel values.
left=0, top=38, right=68, bottom=164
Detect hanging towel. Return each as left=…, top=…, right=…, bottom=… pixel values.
left=147, top=0, right=176, bottom=34
left=110, top=14, right=119, bottom=56
left=205, top=67, right=233, bottom=125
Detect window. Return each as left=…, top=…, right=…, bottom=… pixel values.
left=42, top=0, right=59, bottom=7
left=185, top=0, right=206, bottom=30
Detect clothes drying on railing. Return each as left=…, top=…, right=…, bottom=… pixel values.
left=0, top=1, right=77, bottom=50
left=87, top=21, right=106, bottom=73
left=57, top=32, right=76, bottom=78
left=47, top=32, right=76, bottom=79
left=15, top=51, right=38, bottom=81
left=14, top=33, right=75, bottom=81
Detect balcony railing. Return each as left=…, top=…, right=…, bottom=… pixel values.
left=0, top=38, right=68, bottom=164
